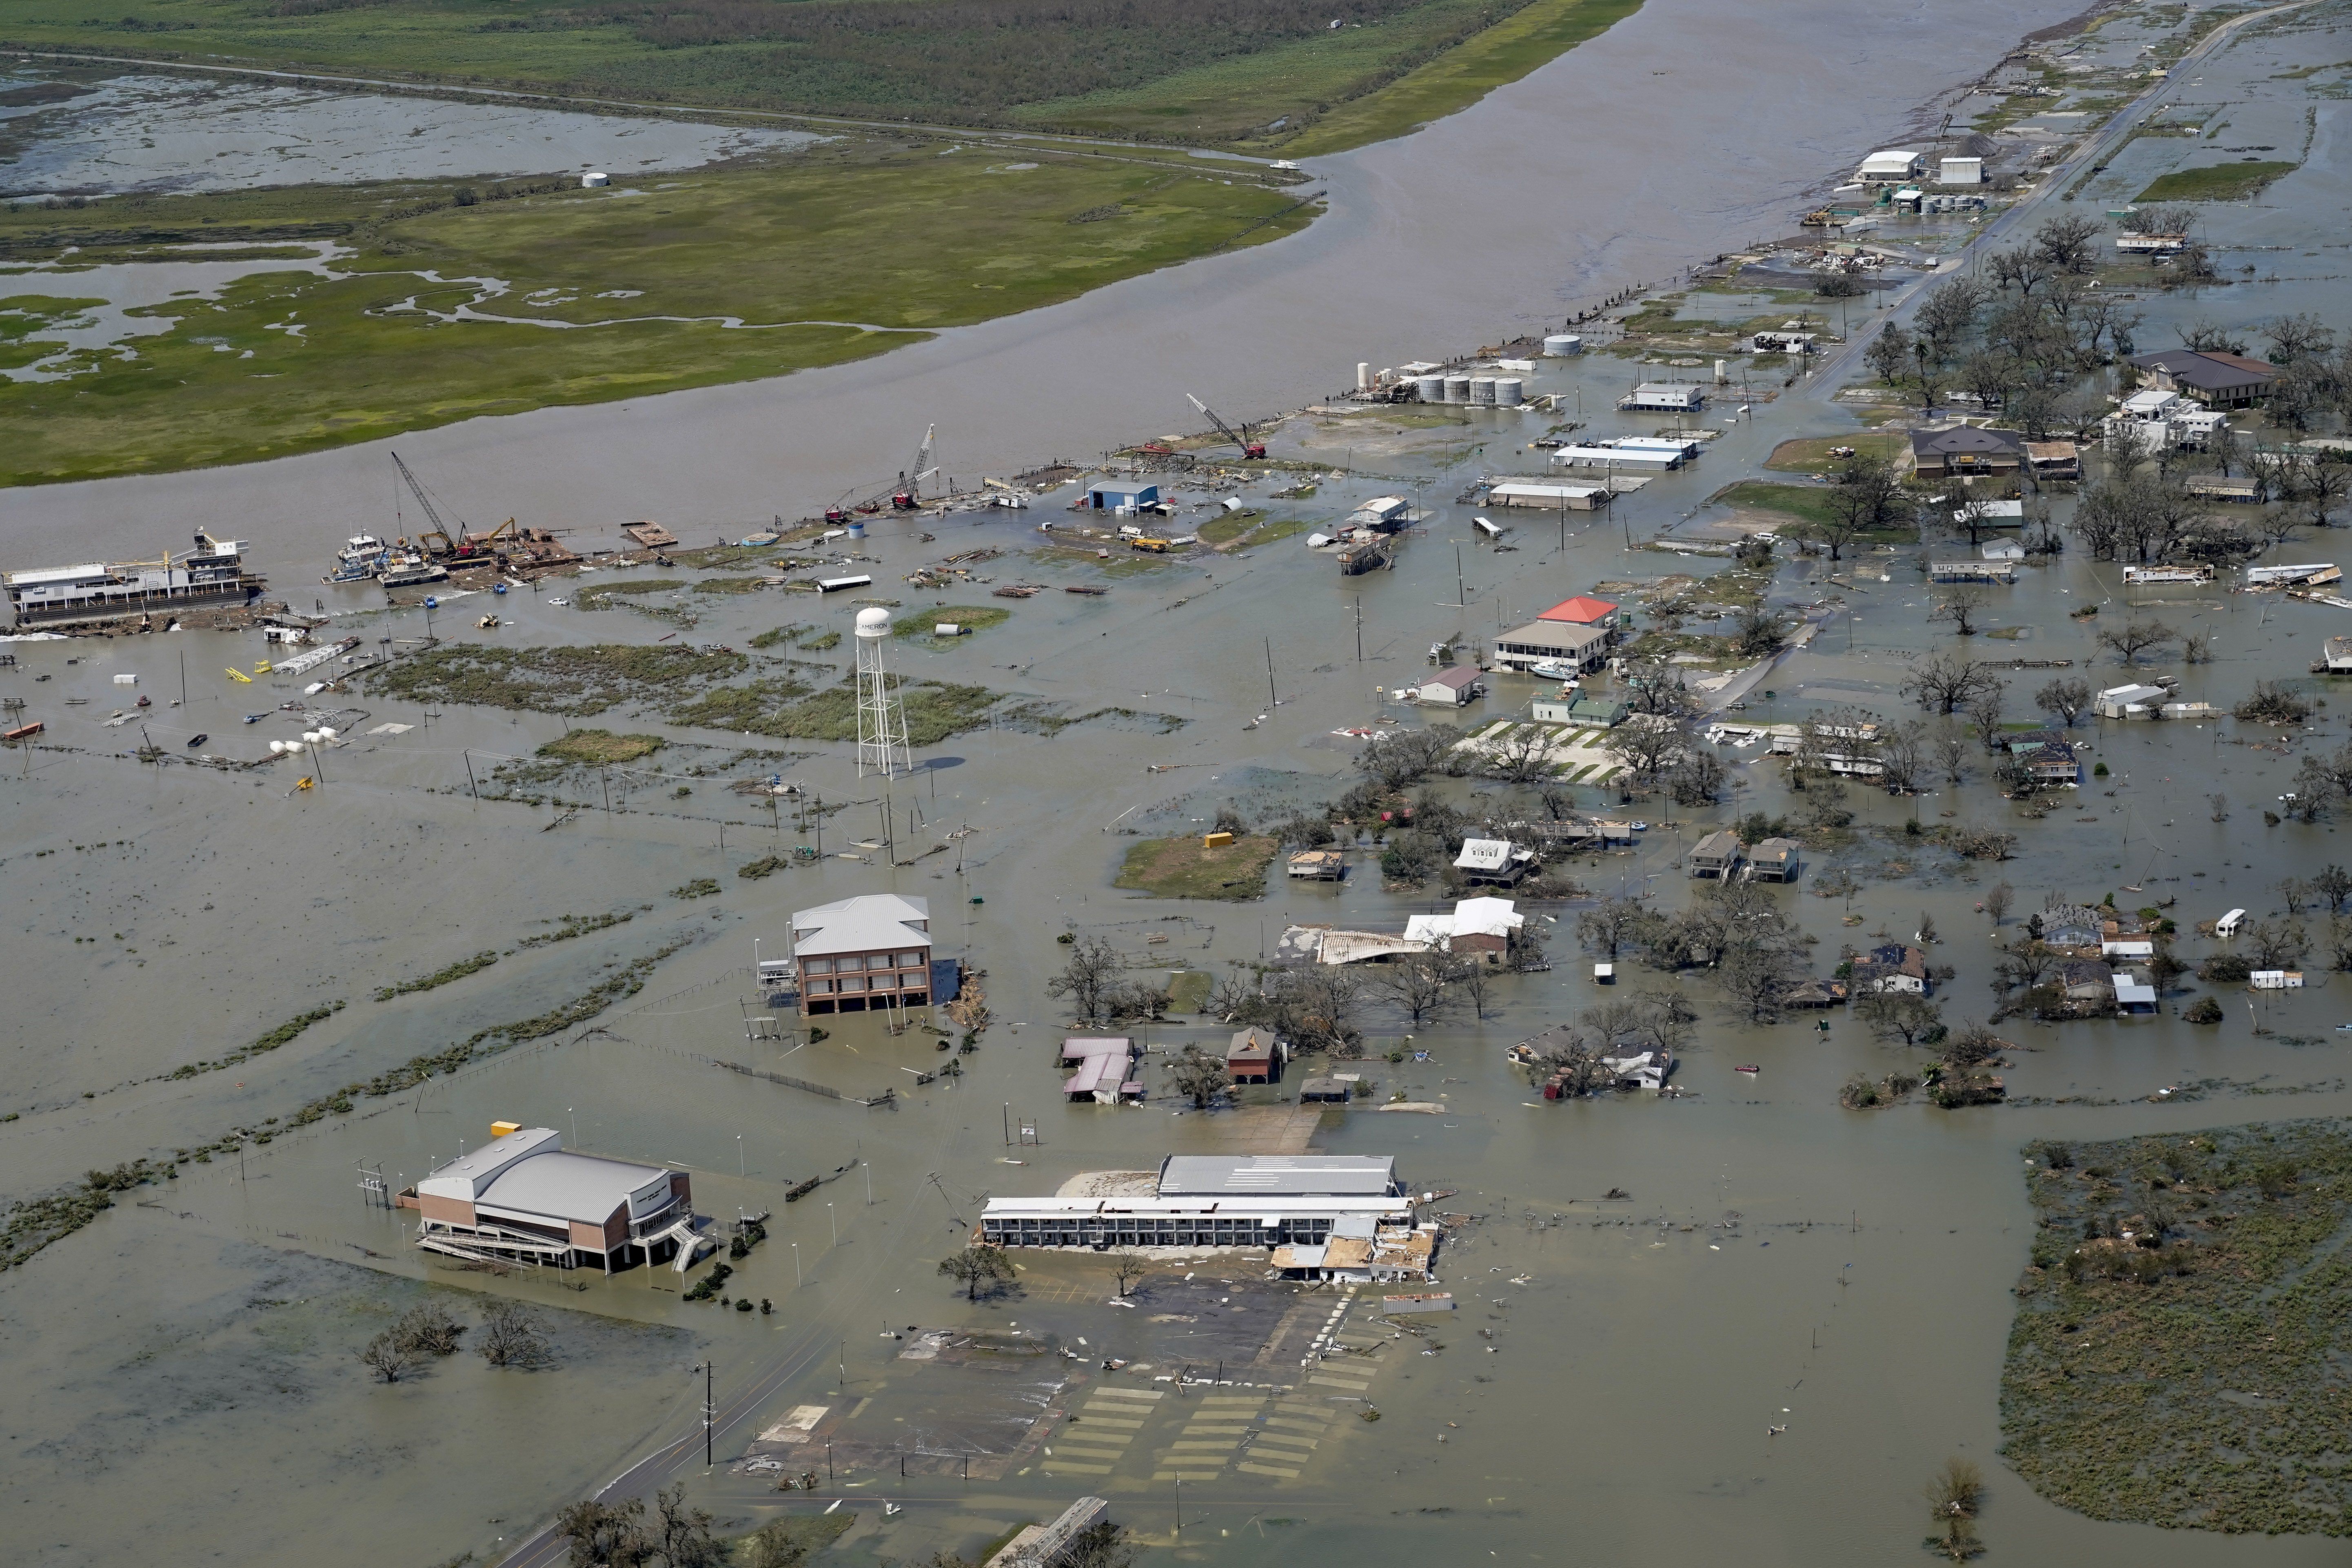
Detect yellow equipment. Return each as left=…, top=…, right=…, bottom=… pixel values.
left=225, top=668, right=252, bottom=683
left=1129, top=537, right=1172, bottom=553
left=253, top=661, right=272, bottom=675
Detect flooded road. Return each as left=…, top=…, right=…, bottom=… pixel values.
left=12, top=3, right=2352, bottom=1566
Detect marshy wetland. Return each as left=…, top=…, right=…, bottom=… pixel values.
left=13, top=0, right=2352, bottom=1566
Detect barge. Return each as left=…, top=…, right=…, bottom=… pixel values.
left=4, top=533, right=264, bottom=630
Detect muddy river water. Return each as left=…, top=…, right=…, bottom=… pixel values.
left=11, top=3, right=2352, bottom=1566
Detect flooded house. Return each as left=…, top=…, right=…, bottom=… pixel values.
left=1910, top=425, right=2024, bottom=477
left=1853, top=943, right=1930, bottom=995
left=784, top=893, right=934, bottom=1016
left=2128, top=348, right=2278, bottom=408
left=2037, top=904, right=2107, bottom=950
left=1271, top=1213, right=1438, bottom=1283
left=1226, top=1028, right=1280, bottom=1085
left=1417, top=666, right=1486, bottom=706
left=1744, top=836, right=1802, bottom=882
left=1061, top=1037, right=1145, bottom=1103
left=1402, top=895, right=1524, bottom=963
left=1688, top=830, right=1745, bottom=879
left=1454, top=836, right=1538, bottom=886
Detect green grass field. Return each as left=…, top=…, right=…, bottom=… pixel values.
left=2135, top=160, right=2299, bottom=202
left=2, top=0, right=1644, bottom=152
left=0, top=142, right=1317, bottom=485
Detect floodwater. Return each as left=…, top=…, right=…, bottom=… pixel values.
left=12, top=4, right=2352, bottom=1568
left=0, top=67, right=818, bottom=195
left=3, top=0, right=2090, bottom=575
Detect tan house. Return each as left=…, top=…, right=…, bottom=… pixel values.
left=1227, top=1028, right=1280, bottom=1084
left=788, top=894, right=933, bottom=1017
left=1689, top=830, right=1745, bottom=879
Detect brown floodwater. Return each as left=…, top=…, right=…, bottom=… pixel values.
left=11, top=4, right=2352, bottom=1566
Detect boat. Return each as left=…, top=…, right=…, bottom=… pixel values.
left=1734, top=1064, right=1761, bottom=1074
left=186, top=733, right=207, bottom=747
left=1524, top=659, right=1578, bottom=679
left=324, top=533, right=389, bottom=584
left=378, top=551, right=448, bottom=588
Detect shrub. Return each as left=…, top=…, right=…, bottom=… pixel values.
left=2184, top=996, right=2224, bottom=1024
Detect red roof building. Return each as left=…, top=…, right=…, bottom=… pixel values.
left=1538, top=596, right=1618, bottom=625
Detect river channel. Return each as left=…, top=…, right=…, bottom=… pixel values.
left=11, top=3, right=2352, bottom=1567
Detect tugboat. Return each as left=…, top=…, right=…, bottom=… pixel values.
left=377, top=548, right=448, bottom=588
left=323, top=533, right=389, bottom=584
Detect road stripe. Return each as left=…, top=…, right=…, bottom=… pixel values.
left=1045, top=1462, right=1116, bottom=1475
left=1254, top=1433, right=1318, bottom=1449
left=1237, top=1462, right=1302, bottom=1478
left=1091, top=1387, right=1163, bottom=1400
left=1308, top=1375, right=1370, bottom=1390
left=1075, top=1414, right=1147, bottom=1427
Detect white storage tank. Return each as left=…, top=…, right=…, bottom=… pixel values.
left=581, top=171, right=610, bottom=188
left=1444, top=374, right=1472, bottom=404
left=1356, top=362, right=1371, bottom=390
left=1493, top=377, right=1524, bottom=406
left=1543, top=334, right=1583, bottom=356
left=1416, top=374, right=1446, bottom=403
left=1469, top=376, right=1498, bottom=406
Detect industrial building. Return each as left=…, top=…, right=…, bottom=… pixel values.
left=404, top=1126, right=699, bottom=1272
left=1616, top=383, right=1706, bottom=413
left=1085, top=479, right=1160, bottom=510
left=4, top=532, right=261, bottom=629
left=1857, top=148, right=1925, bottom=183
left=781, top=893, right=934, bottom=1016
left=977, top=1155, right=1415, bottom=1250
left=1486, top=481, right=1612, bottom=510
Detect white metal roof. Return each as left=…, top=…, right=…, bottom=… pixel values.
left=1451, top=896, right=1522, bottom=938
left=1455, top=838, right=1513, bottom=871
left=417, top=1127, right=561, bottom=1201
left=1156, top=1155, right=1397, bottom=1197
left=478, top=1150, right=671, bottom=1225
left=2, top=563, right=112, bottom=588
left=790, top=893, right=931, bottom=958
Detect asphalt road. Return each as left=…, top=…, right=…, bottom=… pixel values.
left=1797, top=0, right=2321, bottom=400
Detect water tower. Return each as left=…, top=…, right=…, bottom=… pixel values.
left=853, top=607, right=910, bottom=778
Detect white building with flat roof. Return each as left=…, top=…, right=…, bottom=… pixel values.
left=979, top=1155, right=1412, bottom=1250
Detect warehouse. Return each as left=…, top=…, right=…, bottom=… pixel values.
left=404, top=1126, right=699, bottom=1273
left=1085, top=479, right=1160, bottom=510
left=1616, top=383, right=1706, bottom=413
left=1487, top=481, right=1612, bottom=510
left=977, top=1155, right=1413, bottom=1250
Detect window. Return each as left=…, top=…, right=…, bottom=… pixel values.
left=808, top=978, right=834, bottom=994
left=896, top=952, right=925, bottom=969
left=863, top=953, right=892, bottom=971
left=802, top=958, right=833, bottom=976
left=838, top=974, right=866, bottom=992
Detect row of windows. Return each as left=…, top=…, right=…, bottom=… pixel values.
left=801, top=952, right=926, bottom=976
left=983, top=1217, right=1336, bottom=1247
left=805, top=973, right=926, bottom=994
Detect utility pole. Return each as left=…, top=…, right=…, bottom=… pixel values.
left=178, top=648, right=187, bottom=710
left=1354, top=600, right=1362, bottom=661
left=462, top=750, right=480, bottom=801
left=1264, top=637, right=1277, bottom=710
left=700, top=1360, right=715, bottom=1467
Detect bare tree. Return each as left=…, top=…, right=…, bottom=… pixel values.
left=2095, top=618, right=2180, bottom=665
left=1604, top=719, right=1683, bottom=793
left=1875, top=718, right=1926, bottom=795
left=1930, top=719, right=1971, bottom=785
left=1376, top=951, right=1461, bottom=1027
left=2263, top=312, right=2336, bottom=365
left=360, top=1331, right=415, bottom=1384
left=1575, top=896, right=1650, bottom=960
left=1454, top=960, right=1498, bottom=1020
left=1855, top=991, right=1944, bottom=1046
left=1667, top=746, right=1727, bottom=806
left=1967, top=685, right=2009, bottom=753
left=1903, top=654, right=2000, bottom=715
left=1930, top=584, right=1990, bottom=636
left=1047, top=935, right=1123, bottom=1024
left=2313, top=864, right=2352, bottom=914
left=2034, top=677, right=2092, bottom=727
left=1107, top=1247, right=1149, bottom=1298
left=2279, top=877, right=2314, bottom=916
left=2209, top=792, right=2230, bottom=823
left=1985, top=883, right=2014, bottom=927
left=477, top=1300, right=553, bottom=1368
left=2032, top=215, right=2102, bottom=274
left=1800, top=449, right=1904, bottom=560
left=1164, top=1045, right=1233, bottom=1108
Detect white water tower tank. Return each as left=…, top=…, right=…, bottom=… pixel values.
left=1544, top=334, right=1583, bottom=356
left=1356, top=362, right=1371, bottom=390
left=1416, top=375, right=1445, bottom=403
left=581, top=171, right=610, bottom=188
left=1469, top=376, right=1497, bottom=406
left=1493, top=377, right=1523, bottom=406
left=855, top=607, right=893, bottom=639
left=1444, top=375, right=1471, bottom=404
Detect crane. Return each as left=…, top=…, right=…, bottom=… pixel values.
left=1186, top=394, right=1265, bottom=460
left=391, top=452, right=467, bottom=559
left=892, top=424, right=938, bottom=510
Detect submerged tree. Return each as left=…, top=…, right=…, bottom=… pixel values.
left=937, top=1244, right=1016, bottom=1302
